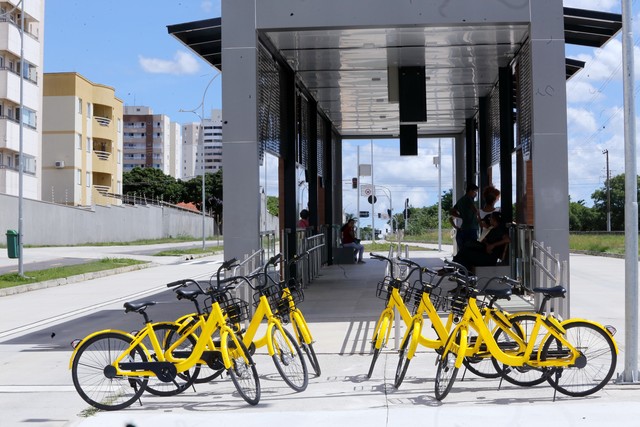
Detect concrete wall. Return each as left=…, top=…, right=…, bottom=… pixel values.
left=0, top=193, right=217, bottom=246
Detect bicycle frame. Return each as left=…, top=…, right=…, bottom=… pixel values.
left=242, top=293, right=295, bottom=356
left=448, top=296, right=586, bottom=370
left=70, top=300, right=246, bottom=379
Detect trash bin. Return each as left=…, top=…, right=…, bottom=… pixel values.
left=6, top=229, right=19, bottom=259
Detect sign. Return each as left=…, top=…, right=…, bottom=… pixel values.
left=359, top=211, right=370, bottom=218
left=359, top=164, right=372, bottom=177
left=361, top=184, right=373, bottom=197
left=367, top=195, right=377, bottom=204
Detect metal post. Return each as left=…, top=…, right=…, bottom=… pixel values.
left=371, top=139, right=375, bottom=242
left=603, top=149, right=611, bottom=232
left=621, top=0, right=639, bottom=384
left=437, top=139, right=442, bottom=250
left=356, top=146, right=360, bottom=239
left=17, top=0, right=25, bottom=276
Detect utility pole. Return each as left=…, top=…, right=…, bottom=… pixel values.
left=603, top=149, right=611, bottom=232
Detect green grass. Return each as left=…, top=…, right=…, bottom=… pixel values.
left=0, top=258, right=146, bottom=289
left=154, top=245, right=223, bottom=256
left=569, top=233, right=626, bottom=255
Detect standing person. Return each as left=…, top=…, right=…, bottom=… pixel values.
left=297, top=209, right=310, bottom=229
left=340, top=219, right=365, bottom=263
left=449, top=183, right=479, bottom=252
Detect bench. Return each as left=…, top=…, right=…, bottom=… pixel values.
left=333, top=246, right=357, bottom=264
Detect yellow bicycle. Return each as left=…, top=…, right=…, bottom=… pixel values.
left=69, top=259, right=261, bottom=410
left=434, top=267, right=618, bottom=400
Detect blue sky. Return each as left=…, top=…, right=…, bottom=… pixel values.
left=44, top=0, right=639, bottom=222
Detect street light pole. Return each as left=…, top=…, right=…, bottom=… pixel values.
left=602, top=149, right=611, bottom=232
left=434, top=139, right=442, bottom=251
left=179, top=72, right=220, bottom=250
left=17, top=0, right=25, bottom=276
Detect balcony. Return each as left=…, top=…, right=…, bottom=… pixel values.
left=94, top=116, right=111, bottom=127
left=94, top=150, right=111, bottom=161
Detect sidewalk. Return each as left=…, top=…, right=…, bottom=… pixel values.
left=0, top=246, right=638, bottom=426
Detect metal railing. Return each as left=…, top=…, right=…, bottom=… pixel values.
left=531, top=240, right=568, bottom=318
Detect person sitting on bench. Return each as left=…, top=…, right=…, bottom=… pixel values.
left=340, top=219, right=365, bottom=264
left=451, top=211, right=509, bottom=271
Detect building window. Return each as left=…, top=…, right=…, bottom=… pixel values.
left=86, top=172, right=90, bottom=187
left=87, top=102, right=92, bottom=118
left=76, top=169, right=81, bottom=185
left=78, top=98, right=82, bottom=114
left=86, top=137, right=91, bottom=153
left=76, top=133, right=81, bottom=150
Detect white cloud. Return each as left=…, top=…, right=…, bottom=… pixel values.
left=138, top=51, right=200, bottom=75
left=566, top=80, right=604, bottom=103
left=567, top=107, right=598, bottom=134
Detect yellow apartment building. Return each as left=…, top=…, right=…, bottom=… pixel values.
left=42, top=72, right=123, bottom=206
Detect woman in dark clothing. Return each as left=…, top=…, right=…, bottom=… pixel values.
left=452, top=212, right=510, bottom=271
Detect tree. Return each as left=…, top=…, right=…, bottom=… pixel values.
left=569, top=199, right=599, bottom=231
left=267, top=196, right=279, bottom=217
left=183, top=170, right=224, bottom=233
left=591, top=173, right=640, bottom=231
left=123, top=167, right=184, bottom=203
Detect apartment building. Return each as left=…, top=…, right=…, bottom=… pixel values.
left=122, top=106, right=182, bottom=179
left=42, top=72, right=123, bottom=206
left=182, top=108, right=222, bottom=180
left=0, top=0, right=44, bottom=199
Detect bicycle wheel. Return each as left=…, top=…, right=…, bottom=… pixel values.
left=143, top=323, right=199, bottom=396
left=367, top=313, right=391, bottom=379
left=434, top=327, right=463, bottom=401
left=291, top=313, right=321, bottom=377
left=394, top=321, right=418, bottom=388
left=71, top=332, right=148, bottom=411
left=300, top=342, right=321, bottom=377
left=541, top=320, right=616, bottom=397
left=225, top=332, right=261, bottom=405
left=491, top=314, right=548, bottom=387
left=462, top=319, right=501, bottom=379
left=271, top=325, right=309, bottom=392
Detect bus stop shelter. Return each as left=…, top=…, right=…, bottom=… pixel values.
left=169, top=0, right=622, bottom=317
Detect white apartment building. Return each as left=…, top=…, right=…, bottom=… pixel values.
left=182, top=109, right=222, bottom=180
left=0, top=0, right=44, bottom=199
left=122, top=106, right=182, bottom=179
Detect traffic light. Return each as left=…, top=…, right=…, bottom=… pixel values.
left=352, top=177, right=358, bottom=189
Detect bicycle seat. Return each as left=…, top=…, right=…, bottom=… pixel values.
left=481, top=287, right=512, bottom=299
left=123, top=301, right=157, bottom=313
left=532, top=285, right=566, bottom=298
left=175, top=289, right=202, bottom=301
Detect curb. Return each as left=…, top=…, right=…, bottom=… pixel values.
left=0, top=263, right=154, bottom=297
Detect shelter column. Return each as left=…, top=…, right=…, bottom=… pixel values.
left=222, top=0, right=261, bottom=260
left=530, top=0, right=570, bottom=315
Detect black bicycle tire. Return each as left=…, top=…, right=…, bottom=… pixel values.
left=301, top=342, right=321, bottom=377
left=541, top=320, right=617, bottom=397
left=434, top=328, right=462, bottom=401
left=367, top=313, right=390, bottom=379
left=271, top=326, right=309, bottom=392
left=291, top=313, right=321, bottom=377
left=144, top=323, right=199, bottom=396
left=394, top=321, right=417, bottom=388
left=225, top=332, right=261, bottom=405
left=71, top=331, right=148, bottom=411
left=491, top=314, right=548, bottom=387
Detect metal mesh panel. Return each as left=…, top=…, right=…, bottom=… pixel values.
left=489, top=82, right=501, bottom=167
left=258, top=45, right=282, bottom=162
left=317, top=113, right=325, bottom=178
left=517, top=41, right=533, bottom=161
left=298, top=94, right=309, bottom=168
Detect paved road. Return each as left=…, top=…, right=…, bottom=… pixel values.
left=0, top=245, right=638, bottom=427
